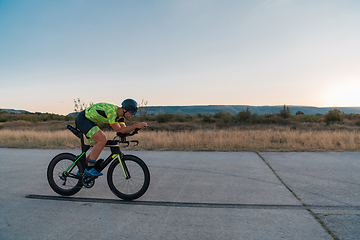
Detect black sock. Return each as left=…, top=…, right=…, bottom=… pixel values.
left=87, top=159, right=96, bottom=170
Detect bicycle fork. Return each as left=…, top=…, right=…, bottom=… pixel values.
left=112, top=154, right=131, bottom=179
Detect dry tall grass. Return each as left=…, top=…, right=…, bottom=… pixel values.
left=0, top=130, right=79, bottom=149
left=138, top=129, right=360, bottom=151
left=1, top=128, right=360, bottom=151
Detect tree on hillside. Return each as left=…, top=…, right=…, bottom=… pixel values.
left=137, top=99, right=149, bottom=120
left=74, top=98, right=93, bottom=113
left=279, top=105, right=292, bottom=118
left=237, top=107, right=252, bottom=122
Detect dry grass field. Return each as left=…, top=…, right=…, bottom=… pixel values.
left=1, top=121, right=360, bottom=151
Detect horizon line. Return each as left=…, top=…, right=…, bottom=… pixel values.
left=2, top=104, right=360, bottom=116
left=145, top=104, right=360, bottom=108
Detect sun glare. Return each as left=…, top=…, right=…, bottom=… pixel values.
left=323, top=81, right=360, bottom=107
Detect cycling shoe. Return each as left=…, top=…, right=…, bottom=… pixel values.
left=84, top=168, right=103, bottom=176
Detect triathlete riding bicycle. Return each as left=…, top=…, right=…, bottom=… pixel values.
left=75, top=99, right=147, bottom=176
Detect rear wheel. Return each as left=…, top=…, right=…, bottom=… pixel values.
left=107, top=155, right=150, bottom=200
left=47, top=153, right=84, bottom=196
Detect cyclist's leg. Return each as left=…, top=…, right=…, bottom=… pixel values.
left=82, top=127, right=106, bottom=176
left=76, top=111, right=104, bottom=168
left=87, top=130, right=107, bottom=166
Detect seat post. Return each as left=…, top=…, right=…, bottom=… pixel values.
left=81, top=134, right=90, bottom=153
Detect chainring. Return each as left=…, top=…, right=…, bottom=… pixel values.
left=82, top=175, right=95, bottom=188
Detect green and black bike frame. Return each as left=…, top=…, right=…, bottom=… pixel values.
left=94, top=140, right=131, bottom=179
left=65, top=125, right=132, bottom=179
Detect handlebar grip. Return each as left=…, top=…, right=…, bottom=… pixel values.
left=132, top=128, right=140, bottom=135
left=116, top=132, right=126, bottom=138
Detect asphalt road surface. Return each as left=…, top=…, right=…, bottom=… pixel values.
left=0, top=148, right=359, bottom=240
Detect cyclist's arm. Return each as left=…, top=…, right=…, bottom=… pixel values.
left=111, top=122, right=147, bottom=133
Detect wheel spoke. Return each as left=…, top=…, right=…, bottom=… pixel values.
left=47, top=154, right=83, bottom=196
left=107, top=156, right=150, bottom=200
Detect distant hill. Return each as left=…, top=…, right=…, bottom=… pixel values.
left=2, top=109, right=31, bottom=114
left=3, top=106, right=360, bottom=116
left=144, top=105, right=360, bottom=115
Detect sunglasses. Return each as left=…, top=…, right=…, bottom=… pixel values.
left=128, top=108, right=137, bottom=115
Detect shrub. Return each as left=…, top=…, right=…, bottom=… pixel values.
left=278, top=105, right=292, bottom=118
left=345, top=113, right=360, bottom=120
left=272, top=115, right=292, bottom=125
left=156, top=113, right=175, bottom=123
left=202, top=113, right=214, bottom=123
left=236, top=107, right=252, bottom=123
left=173, top=113, right=194, bottom=122
left=214, top=110, right=233, bottom=126
left=251, top=113, right=261, bottom=124
left=324, top=109, right=343, bottom=124
left=294, top=114, right=322, bottom=123
left=137, top=99, right=149, bottom=121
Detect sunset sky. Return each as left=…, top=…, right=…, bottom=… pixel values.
left=1, top=0, right=359, bottom=115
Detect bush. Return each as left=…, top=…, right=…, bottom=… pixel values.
left=236, top=107, right=252, bottom=123
left=345, top=113, right=360, bottom=120
left=202, top=113, right=214, bottom=123
left=294, top=114, right=322, bottom=123
left=156, top=113, right=175, bottom=123
left=174, top=113, right=194, bottom=122
left=324, top=109, right=343, bottom=124
left=278, top=105, right=292, bottom=118
left=214, top=110, right=233, bottom=126
left=251, top=113, right=261, bottom=124
left=272, top=115, right=292, bottom=125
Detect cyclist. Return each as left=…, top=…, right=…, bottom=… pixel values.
left=75, top=99, right=147, bottom=176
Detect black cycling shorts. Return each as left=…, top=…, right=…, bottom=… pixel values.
left=75, top=110, right=100, bottom=141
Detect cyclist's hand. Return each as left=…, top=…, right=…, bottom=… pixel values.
left=136, top=122, right=147, bottom=129
left=116, top=131, right=126, bottom=137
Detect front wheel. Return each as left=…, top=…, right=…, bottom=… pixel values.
left=107, top=155, right=150, bottom=200
left=47, top=153, right=84, bottom=196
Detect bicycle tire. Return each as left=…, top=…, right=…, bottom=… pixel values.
left=47, top=153, right=84, bottom=196
left=107, top=155, right=150, bottom=200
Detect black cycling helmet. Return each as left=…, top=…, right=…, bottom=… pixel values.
left=121, top=99, right=138, bottom=115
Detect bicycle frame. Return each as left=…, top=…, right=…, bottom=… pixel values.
left=93, top=140, right=131, bottom=179
left=65, top=126, right=131, bottom=179
left=48, top=124, right=149, bottom=200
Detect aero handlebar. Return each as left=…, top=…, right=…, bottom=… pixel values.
left=115, top=128, right=141, bottom=147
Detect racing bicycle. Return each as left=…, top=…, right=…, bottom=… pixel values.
left=47, top=125, right=150, bottom=200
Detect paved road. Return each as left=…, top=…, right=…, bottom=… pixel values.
left=0, top=148, right=359, bottom=239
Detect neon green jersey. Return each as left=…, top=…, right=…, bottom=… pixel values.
left=85, top=103, right=125, bottom=125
